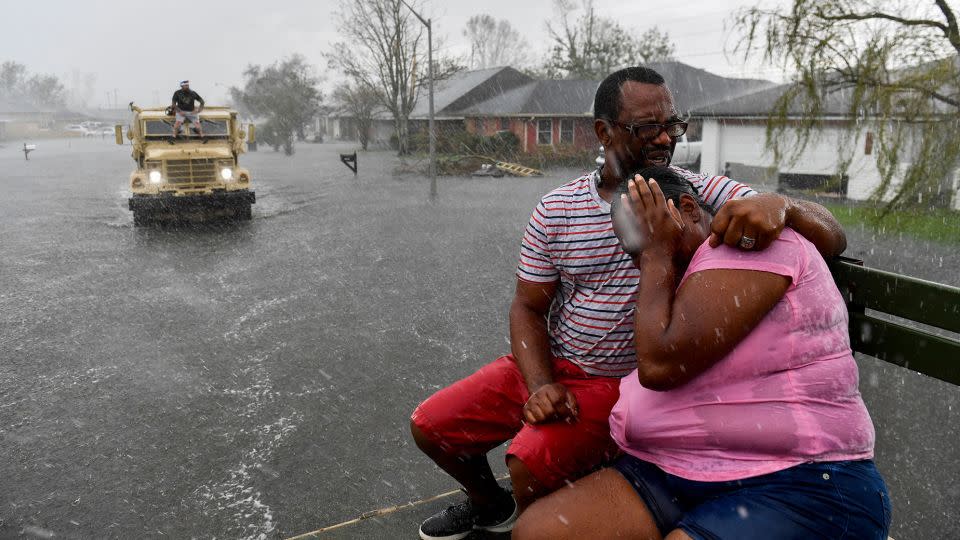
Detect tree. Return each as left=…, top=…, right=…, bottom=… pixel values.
left=734, top=0, right=960, bottom=210
left=463, top=14, right=529, bottom=69
left=24, top=74, right=66, bottom=109
left=542, top=0, right=675, bottom=80
left=0, top=61, right=27, bottom=94
left=327, top=0, right=461, bottom=155
left=0, top=61, right=65, bottom=109
left=332, top=81, right=383, bottom=150
left=230, top=54, right=322, bottom=156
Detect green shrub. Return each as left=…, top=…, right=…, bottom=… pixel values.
left=477, top=130, right=521, bottom=156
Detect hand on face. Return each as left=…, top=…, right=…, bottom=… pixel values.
left=523, top=383, right=579, bottom=424
left=623, top=174, right=685, bottom=256
left=709, top=193, right=788, bottom=251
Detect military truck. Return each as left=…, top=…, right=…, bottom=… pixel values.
left=117, top=104, right=256, bottom=226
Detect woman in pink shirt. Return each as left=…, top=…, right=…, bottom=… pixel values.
left=513, top=166, right=890, bottom=540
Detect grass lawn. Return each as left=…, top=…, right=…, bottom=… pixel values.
left=824, top=203, right=960, bottom=244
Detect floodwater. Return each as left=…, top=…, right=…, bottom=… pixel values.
left=1, top=138, right=957, bottom=539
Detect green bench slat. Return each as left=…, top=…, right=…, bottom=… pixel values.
left=829, top=258, right=960, bottom=385
left=848, top=311, right=960, bottom=386
left=831, top=260, right=960, bottom=334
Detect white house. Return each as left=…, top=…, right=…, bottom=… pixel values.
left=694, top=84, right=959, bottom=209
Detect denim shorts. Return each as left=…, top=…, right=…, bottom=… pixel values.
left=612, top=455, right=891, bottom=540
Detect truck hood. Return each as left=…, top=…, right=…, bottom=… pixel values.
left=144, top=146, right=233, bottom=161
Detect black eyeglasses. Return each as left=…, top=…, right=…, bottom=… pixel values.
left=612, top=120, right=688, bottom=141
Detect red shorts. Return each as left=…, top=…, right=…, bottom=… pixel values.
left=411, top=355, right=621, bottom=490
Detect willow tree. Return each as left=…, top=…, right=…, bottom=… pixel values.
left=734, top=0, right=960, bottom=210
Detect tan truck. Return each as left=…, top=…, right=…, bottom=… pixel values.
left=117, top=104, right=256, bottom=226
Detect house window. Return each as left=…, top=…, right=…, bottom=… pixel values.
left=537, top=119, right=552, bottom=145
left=559, top=119, right=574, bottom=144
left=499, top=117, right=510, bottom=131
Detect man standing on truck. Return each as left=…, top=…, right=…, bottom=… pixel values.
left=170, top=80, right=205, bottom=142
left=409, top=66, right=850, bottom=540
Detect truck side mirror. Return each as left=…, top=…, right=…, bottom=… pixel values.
left=247, top=124, right=256, bottom=144
left=114, top=125, right=123, bottom=145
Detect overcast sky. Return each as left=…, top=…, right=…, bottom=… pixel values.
left=1, top=0, right=789, bottom=109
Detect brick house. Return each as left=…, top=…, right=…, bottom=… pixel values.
left=405, top=63, right=775, bottom=155
left=456, top=79, right=600, bottom=153
left=407, top=68, right=597, bottom=153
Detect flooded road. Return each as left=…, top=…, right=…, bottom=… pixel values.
left=1, top=138, right=957, bottom=539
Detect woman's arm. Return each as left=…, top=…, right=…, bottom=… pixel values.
left=633, top=259, right=789, bottom=391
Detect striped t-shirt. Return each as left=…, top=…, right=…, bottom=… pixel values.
left=517, top=166, right=756, bottom=377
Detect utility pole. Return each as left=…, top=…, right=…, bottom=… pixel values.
left=399, top=0, right=436, bottom=198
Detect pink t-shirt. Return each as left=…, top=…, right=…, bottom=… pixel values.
left=609, top=228, right=875, bottom=482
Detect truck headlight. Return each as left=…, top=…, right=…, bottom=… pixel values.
left=220, top=168, right=233, bottom=181
left=149, top=170, right=162, bottom=184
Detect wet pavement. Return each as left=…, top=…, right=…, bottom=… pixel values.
left=1, top=138, right=957, bottom=539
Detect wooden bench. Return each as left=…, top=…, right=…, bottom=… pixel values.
left=830, top=257, right=960, bottom=386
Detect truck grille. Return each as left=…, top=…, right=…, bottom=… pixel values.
left=165, top=158, right=217, bottom=183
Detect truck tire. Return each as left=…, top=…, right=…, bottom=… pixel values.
left=132, top=210, right=151, bottom=227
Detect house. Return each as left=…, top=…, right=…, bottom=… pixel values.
left=321, top=108, right=395, bottom=147
left=0, top=97, right=56, bottom=140
left=408, top=66, right=534, bottom=121
left=640, top=61, right=777, bottom=141
left=417, top=62, right=774, bottom=154
left=455, top=78, right=600, bottom=153
left=407, top=66, right=536, bottom=146
left=317, top=67, right=538, bottom=149
left=691, top=83, right=960, bottom=208
left=332, top=62, right=775, bottom=155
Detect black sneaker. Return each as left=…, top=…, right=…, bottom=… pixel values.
left=418, top=489, right=518, bottom=540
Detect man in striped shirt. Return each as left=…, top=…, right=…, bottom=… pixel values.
left=410, top=67, right=847, bottom=540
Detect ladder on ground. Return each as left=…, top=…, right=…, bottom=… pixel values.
left=493, top=161, right=543, bottom=177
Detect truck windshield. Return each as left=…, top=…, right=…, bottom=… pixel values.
left=143, top=119, right=230, bottom=138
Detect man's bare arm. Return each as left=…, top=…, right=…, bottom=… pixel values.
left=785, top=197, right=847, bottom=258
left=710, top=193, right=847, bottom=258
left=510, top=279, right=556, bottom=392
left=509, top=278, right=578, bottom=423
